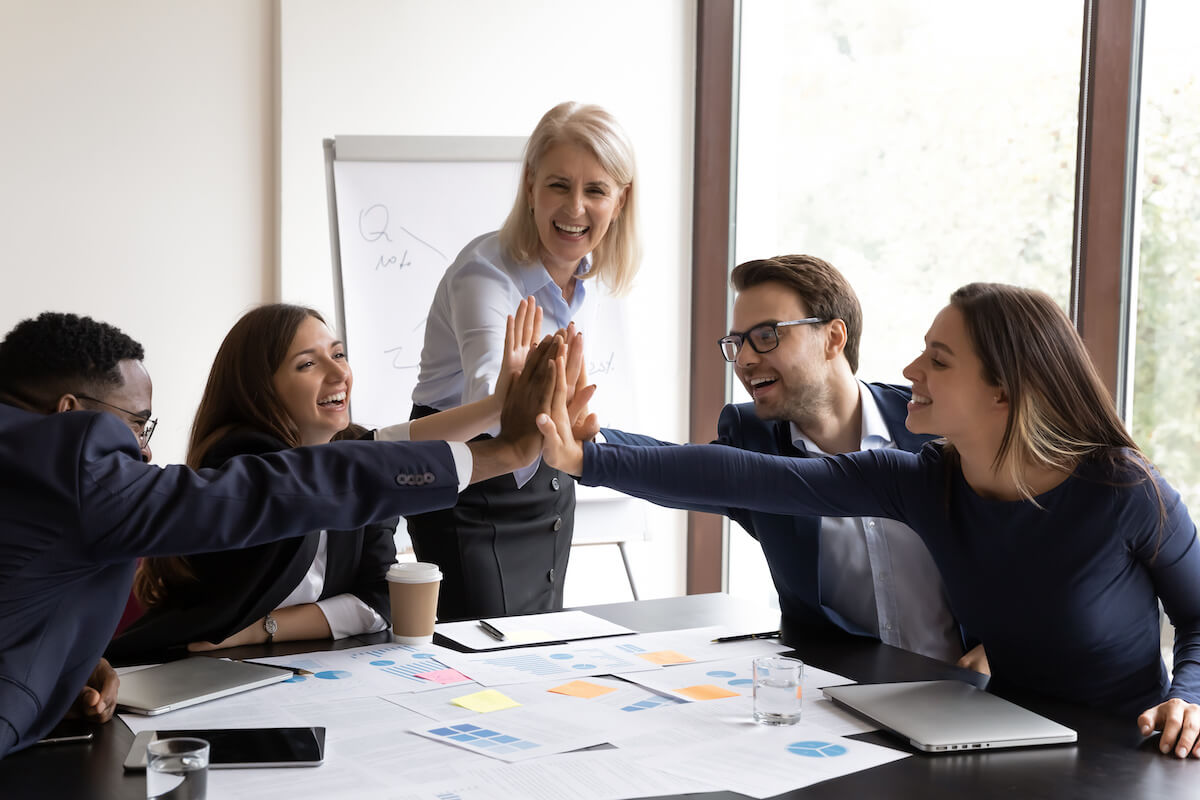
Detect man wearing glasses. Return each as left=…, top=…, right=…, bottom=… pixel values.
left=0, top=311, right=555, bottom=758
left=605, top=256, right=980, bottom=669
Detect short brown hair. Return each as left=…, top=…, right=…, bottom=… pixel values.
left=730, top=255, right=863, bottom=372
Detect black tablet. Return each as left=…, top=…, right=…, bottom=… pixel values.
left=124, top=727, right=325, bottom=770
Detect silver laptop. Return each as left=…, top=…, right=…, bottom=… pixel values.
left=822, top=680, right=1077, bottom=752
left=117, top=658, right=293, bottom=716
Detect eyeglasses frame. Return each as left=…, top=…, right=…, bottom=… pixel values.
left=717, top=317, right=827, bottom=363
left=74, top=393, right=157, bottom=447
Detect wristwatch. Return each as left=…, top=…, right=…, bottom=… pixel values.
left=263, top=613, right=278, bottom=643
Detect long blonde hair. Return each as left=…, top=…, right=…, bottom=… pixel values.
left=499, top=101, right=641, bottom=295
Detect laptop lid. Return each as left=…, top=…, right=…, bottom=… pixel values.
left=117, top=658, right=292, bottom=716
left=822, top=680, right=1077, bottom=753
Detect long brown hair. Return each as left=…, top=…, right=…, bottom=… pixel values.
left=944, top=283, right=1163, bottom=521
left=133, top=304, right=354, bottom=608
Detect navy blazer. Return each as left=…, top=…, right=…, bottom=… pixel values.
left=602, top=382, right=935, bottom=644
left=0, top=403, right=459, bottom=758
left=107, top=429, right=399, bottom=660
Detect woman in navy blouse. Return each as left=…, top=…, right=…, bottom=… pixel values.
left=540, top=282, right=1200, bottom=759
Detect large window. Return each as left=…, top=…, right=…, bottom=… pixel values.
left=729, top=0, right=1084, bottom=603
left=1131, top=3, right=1200, bottom=516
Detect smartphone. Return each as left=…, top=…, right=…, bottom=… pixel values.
left=123, top=727, right=325, bottom=770
left=35, top=719, right=96, bottom=745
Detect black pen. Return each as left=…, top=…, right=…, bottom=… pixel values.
left=711, top=630, right=781, bottom=643
left=478, top=620, right=506, bottom=641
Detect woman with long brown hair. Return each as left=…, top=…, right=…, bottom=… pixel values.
left=108, top=298, right=544, bottom=657
left=540, top=282, right=1200, bottom=759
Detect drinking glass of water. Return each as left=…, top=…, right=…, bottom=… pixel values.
left=147, top=736, right=209, bottom=800
left=753, top=655, right=804, bottom=725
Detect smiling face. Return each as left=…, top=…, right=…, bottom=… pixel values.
left=527, top=142, right=628, bottom=277
left=730, top=282, right=833, bottom=423
left=902, top=304, right=1007, bottom=444
left=272, top=315, right=352, bottom=446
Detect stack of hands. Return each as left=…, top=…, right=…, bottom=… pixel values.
left=492, top=325, right=595, bottom=478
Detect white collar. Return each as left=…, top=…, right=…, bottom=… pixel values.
left=790, top=380, right=894, bottom=456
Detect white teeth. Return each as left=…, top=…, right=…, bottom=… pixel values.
left=555, top=222, right=588, bottom=234
left=318, top=391, right=346, bottom=406
left=910, top=393, right=931, bottom=405
left=750, top=376, right=777, bottom=387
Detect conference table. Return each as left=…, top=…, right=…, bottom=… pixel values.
left=1, top=593, right=1194, bottom=798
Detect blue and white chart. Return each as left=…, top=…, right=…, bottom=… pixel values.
left=411, top=706, right=620, bottom=763
left=437, top=640, right=664, bottom=686
left=644, top=721, right=908, bottom=799
left=251, top=641, right=477, bottom=700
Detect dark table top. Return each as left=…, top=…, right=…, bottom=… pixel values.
left=2, top=593, right=1194, bottom=799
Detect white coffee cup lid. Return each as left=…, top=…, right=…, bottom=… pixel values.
left=386, top=561, right=443, bottom=583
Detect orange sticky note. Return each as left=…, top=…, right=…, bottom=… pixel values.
left=675, top=684, right=740, bottom=700
left=637, top=650, right=696, bottom=666
left=548, top=680, right=617, bottom=699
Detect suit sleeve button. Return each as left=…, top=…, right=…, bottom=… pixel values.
left=552, top=517, right=563, bottom=532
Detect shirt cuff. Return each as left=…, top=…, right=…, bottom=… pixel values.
left=315, top=594, right=388, bottom=639
left=447, top=441, right=472, bottom=492
left=374, top=421, right=412, bottom=441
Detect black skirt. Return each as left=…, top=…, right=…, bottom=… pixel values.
left=405, top=404, right=575, bottom=621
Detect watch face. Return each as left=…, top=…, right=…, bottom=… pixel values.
left=264, top=616, right=278, bottom=636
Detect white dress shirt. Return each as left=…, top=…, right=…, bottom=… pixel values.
left=412, top=231, right=589, bottom=486
left=796, top=381, right=963, bottom=663
left=277, top=422, right=472, bottom=638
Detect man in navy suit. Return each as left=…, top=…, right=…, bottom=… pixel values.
left=604, top=256, right=978, bottom=666
left=0, top=312, right=551, bottom=759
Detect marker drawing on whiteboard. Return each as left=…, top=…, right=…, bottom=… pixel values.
left=383, top=345, right=420, bottom=371
left=375, top=250, right=412, bottom=271
left=588, top=352, right=616, bottom=375
left=359, top=204, right=392, bottom=242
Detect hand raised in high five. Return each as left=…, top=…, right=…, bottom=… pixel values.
left=469, top=333, right=562, bottom=483
left=535, top=350, right=588, bottom=478
left=493, top=296, right=543, bottom=405
left=556, top=325, right=599, bottom=442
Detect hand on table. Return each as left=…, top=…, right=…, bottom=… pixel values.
left=68, top=658, right=119, bottom=723
left=1138, top=698, right=1200, bottom=759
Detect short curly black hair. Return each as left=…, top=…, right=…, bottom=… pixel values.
left=0, top=312, right=145, bottom=401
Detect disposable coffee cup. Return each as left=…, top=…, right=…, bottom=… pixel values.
left=387, top=562, right=442, bottom=644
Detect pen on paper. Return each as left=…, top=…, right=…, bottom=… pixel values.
left=478, top=620, right=506, bottom=641
left=711, top=630, right=782, bottom=643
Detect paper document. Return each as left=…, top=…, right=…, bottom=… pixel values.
left=436, top=610, right=635, bottom=650
left=411, top=705, right=624, bottom=763
left=617, top=656, right=853, bottom=703
left=644, top=721, right=908, bottom=799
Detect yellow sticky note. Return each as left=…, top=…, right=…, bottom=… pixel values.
left=676, top=684, right=740, bottom=701
left=451, top=689, right=521, bottom=712
left=548, top=680, right=618, bottom=699
left=637, top=650, right=696, bottom=666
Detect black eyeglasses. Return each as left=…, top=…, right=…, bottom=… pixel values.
left=717, top=318, right=826, bottom=362
left=75, top=394, right=157, bottom=448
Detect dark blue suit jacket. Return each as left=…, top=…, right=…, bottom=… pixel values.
left=0, top=403, right=459, bottom=759
left=603, top=382, right=935, bottom=644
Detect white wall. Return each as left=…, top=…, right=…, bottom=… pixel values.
left=0, top=0, right=695, bottom=600
left=278, top=0, right=697, bottom=600
left=0, top=0, right=275, bottom=465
